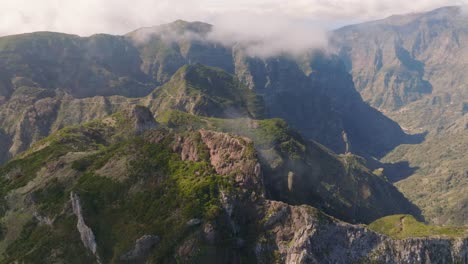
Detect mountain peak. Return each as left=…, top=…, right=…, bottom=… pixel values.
left=126, top=20, right=212, bottom=41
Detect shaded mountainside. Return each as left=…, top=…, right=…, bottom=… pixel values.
left=0, top=62, right=420, bottom=224
left=147, top=64, right=264, bottom=119
left=155, top=110, right=421, bottom=224
left=383, top=132, right=468, bottom=225
left=331, top=6, right=468, bottom=225
left=0, top=64, right=261, bottom=164
left=0, top=107, right=465, bottom=263
left=331, top=6, right=467, bottom=118
left=0, top=32, right=155, bottom=99
left=0, top=22, right=416, bottom=165
left=126, top=23, right=417, bottom=158
left=0, top=18, right=465, bottom=262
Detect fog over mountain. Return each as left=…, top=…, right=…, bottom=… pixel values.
left=1, top=1, right=467, bottom=53
left=0, top=2, right=467, bottom=263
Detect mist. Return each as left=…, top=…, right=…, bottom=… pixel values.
left=1, top=0, right=467, bottom=57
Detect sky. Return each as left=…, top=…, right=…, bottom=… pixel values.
left=0, top=0, right=466, bottom=37
left=0, top=1, right=466, bottom=57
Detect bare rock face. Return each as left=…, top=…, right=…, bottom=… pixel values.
left=120, top=235, right=160, bottom=261
left=172, top=134, right=201, bottom=162
left=258, top=201, right=468, bottom=264
left=125, top=105, right=158, bottom=133
left=70, top=192, right=100, bottom=262
left=199, top=129, right=263, bottom=195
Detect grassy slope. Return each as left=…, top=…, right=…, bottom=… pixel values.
left=0, top=111, right=251, bottom=262
left=147, top=64, right=264, bottom=119
left=156, top=110, right=422, bottom=224
left=369, top=215, right=468, bottom=239
left=383, top=132, right=468, bottom=225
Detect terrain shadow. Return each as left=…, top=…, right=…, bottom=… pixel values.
left=367, top=157, right=420, bottom=183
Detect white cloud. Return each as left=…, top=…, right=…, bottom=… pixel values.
left=0, top=0, right=466, bottom=57
left=0, top=0, right=466, bottom=37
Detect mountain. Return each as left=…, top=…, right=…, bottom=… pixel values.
left=127, top=24, right=418, bottom=158
left=0, top=17, right=466, bottom=262
left=154, top=110, right=420, bottom=224
left=0, top=32, right=155, bottom=99
left=0, top=22, right=416, bottom=167
left=147, top=64, right=265, bottom=118
left=331, top=6, right=467, bottom=117
left=331, top=6, right=468, bottom=225
left=0, top=107, right=464, bottom=263
left=0, top=62, right=420, bottom=225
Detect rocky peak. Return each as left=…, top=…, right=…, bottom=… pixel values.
left=123, top=105, right=158, bottom=133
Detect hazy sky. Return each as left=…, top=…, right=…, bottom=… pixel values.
left=0, top=0, right=465, bottom=37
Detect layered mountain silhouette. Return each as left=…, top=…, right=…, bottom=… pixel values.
left=332, top=5, right=468, bottom=226
left=0, top=7, right=466, bottom=263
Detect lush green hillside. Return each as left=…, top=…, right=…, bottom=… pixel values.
left=156, top=110, right=421, bottom=223
left=0, top=16, right=466, bottom=262
left=0, top=32, right=155, bottom=99
left=147, top=64, right=264, bottom=118
left=0, top=108, right=258, bottom=262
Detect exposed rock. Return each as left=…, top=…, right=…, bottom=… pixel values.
left=186, top=218, right=202, bottom=226
left=199, top=129, right=264, bottom=195
left=203, top=223, right=216, bottom=244
left=125, top=105, right=158, bottom=133
left=120, top=235, right=160, bottom=261
left=172, top=134, right=201, bottom=162
left=70, top=192, right=100, bottom=262
left=259, top=201, right=468, bottom=264
left=33, top=212, right=54, bottom=227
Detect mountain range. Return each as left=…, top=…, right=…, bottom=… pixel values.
left=0, top=6, right=466, bottom=263
left=331, top=5, right=468, bottom=226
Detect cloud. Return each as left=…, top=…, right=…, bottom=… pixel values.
left=0, top=0, right=466, bottom=37
left=0, top=0, right=466, bottom=57
left=207, top=12, right=327, bottom=57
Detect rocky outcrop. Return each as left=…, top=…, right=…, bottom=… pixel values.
left=259, top=201, right=468, bottom=264
left=199, top=129, right=263, bottom=194
left=0, top=119, right=465, bottom=263
left=124, top=105, right=158, bottom=133
left=70, top=192, right=100, bottom=262
left=120, top=235, right=160, bottom=261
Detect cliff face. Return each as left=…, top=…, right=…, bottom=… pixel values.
left=126, top=25, right=415, bottom=158
left=331, top=6, right=468, bottom=225
left=0, top=18, right=466, bottom=262
left=0, top=108, right=464, bottom=263
left=259, top=201, right=468, bottom=264
left=331, top=7, right=466, bottom=114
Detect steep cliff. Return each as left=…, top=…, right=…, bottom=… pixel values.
left=331, top=6, right=468, bottom=225
left=126, top=24, right=415, bottom=158
left=0, top=108, right=464, bottom=263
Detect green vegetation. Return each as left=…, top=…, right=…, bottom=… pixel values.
left=32, top=178, right=67, bottom=216
left=369, top=215, right=467, bottom=239
left=148, top=64, right=264, bottom=119
left=383, top=132, right=468, bottom=225
left=3, top=217, right=95, bottom=263
left=156, top=109, right=304, bottom=155
left=0, top=124, right=235, bottom=262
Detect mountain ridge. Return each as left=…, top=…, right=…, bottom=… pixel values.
left=0, top=13, right=466, bottom=262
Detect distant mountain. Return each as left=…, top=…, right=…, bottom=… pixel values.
left=331, top=6, right=467, bottom=132
left=0, top=21, right=415, bottom=165
left=332, top=6, right=468, bottom=225
left=0, top=16, right=465, bottom=262
left=0, top=61, right=421, bottom=224
left=0, top=32, right=155, bottom=99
